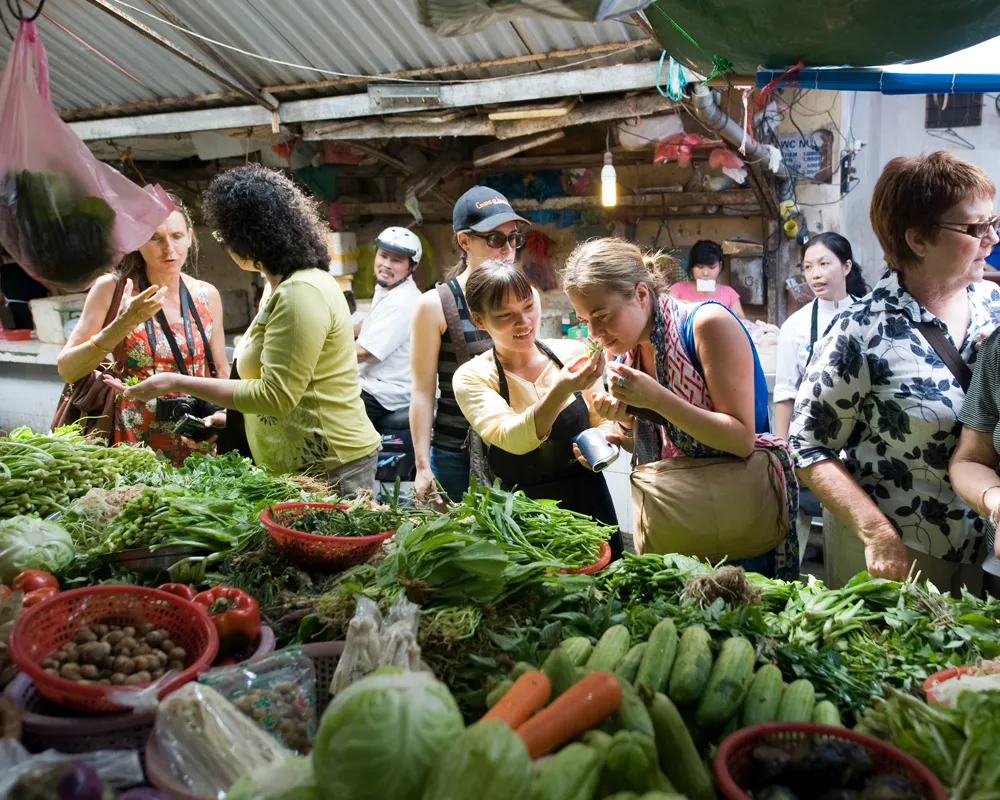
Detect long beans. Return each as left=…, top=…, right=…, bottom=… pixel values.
left=0, top=425, right=163, bottom=519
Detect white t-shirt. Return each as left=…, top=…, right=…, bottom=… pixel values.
left=357, top=278, right=422, bottom=411
left=774, top=297, right=854, bottom=403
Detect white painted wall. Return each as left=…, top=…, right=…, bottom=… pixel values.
left=842, top=90, right=1000, bottom=285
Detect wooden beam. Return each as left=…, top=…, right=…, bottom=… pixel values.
left=347, top=143, right=454, bottom=207
left=746, top=160, right=779, bottom=219
left=303, top=115, right=494, bottom=141
left=82, top=0, right=277, bottom=111
left=472, top=131, right=566, bottom=167
left=493, top=93, right=675, bottom=140
left=488, top=98, right=578, bottom=121
left=339, top=190, right=759, bottom=217
left=69, top=61, right=667, bottom=141
left=404, top=149, right=466, bottom=199
left=266, top=40, right=655, bottom=93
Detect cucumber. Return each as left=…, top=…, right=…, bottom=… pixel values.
left=668, top=626, right=713, bottom=707
left=587, top=625, right=632, bottom=672
left=615, top=643, right=648, bottom=684
left=605, top=730, right=660, bottom=795
left=610, top=678, right=655, bottom=739
left=634, top=619, right=678, bottom=694
left=583, top=729, right=614, bottom=760
left=562, top=637, right=594, bottom=666
left=530, top=742, right=602, bottom=800
left=811, top=700, right=843, bottom=727
left=716, top=714, right=740, bottom=744
left=741, top=664, right=784, bottom=727
left=541, top=647, right=578, bottom=699
left=777, top=679, right=817, bottom=723
left=486, top=679, right=513, bottom=709
left=510, top=661, right=535, bottom=680
left=645, top=692, right=715, bottom=800
left=695, top=636, right=755, bottom=729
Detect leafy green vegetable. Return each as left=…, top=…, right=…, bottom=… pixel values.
left=313, top=669, right=464, bottom=800
left=277, top=503, right=403, bottom=538
left=227, top=757, right=316, bottom=800
left=0, top=516, right=75, bottom=583
left=422, top=719, right=532, bottom=800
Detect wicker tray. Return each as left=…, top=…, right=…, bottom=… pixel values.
left=3, top=627, right=275, bottom=754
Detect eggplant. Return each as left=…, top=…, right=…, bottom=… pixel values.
left=860, top=774, right=920, bottom=800
left=749, top=746, right=793, bottom=790
left=756, top=786, right=800, bottom=800
left=8, top=763, right=110, bottom=800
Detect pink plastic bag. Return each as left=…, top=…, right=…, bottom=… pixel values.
left=0, top=21, right=174, bottom=289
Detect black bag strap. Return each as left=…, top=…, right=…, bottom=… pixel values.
left=436, top=280, right=471, bottom=364
left=916, top=320, right=972, bottom=392
left=135, top=273, right=217, bottom=378
left=810, top=299, right=820, bottom=347
left=493, top=340, right=566, bottom=404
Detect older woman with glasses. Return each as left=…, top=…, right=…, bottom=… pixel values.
left=789, top=151, right=1000, bottom=595
left=409, top=186, right=533, bottom=505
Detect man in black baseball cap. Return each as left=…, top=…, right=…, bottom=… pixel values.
left=453, top=185, right=529, bottom=233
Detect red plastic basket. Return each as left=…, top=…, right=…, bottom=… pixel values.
left=714, top=722, right=948, bottom=800
left=259, top=502, right=395, bottom=571
left=558, top=541, right=612, bottom=575
left=7, top=586, right=219, bottom=714
left=922, top=665, right=976, bottom=703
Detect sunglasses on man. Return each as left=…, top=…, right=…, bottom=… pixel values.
left=934, top=215, right=1000, bottom=239
left=464, top=230, right=525, bottom=250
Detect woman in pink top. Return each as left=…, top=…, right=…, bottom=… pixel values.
left=669, top=240, right=746, bottom=317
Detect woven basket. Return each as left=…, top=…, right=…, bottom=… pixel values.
left=2, top=627, right=275, bottom=754
left=146, top=642, right=430, bottom=799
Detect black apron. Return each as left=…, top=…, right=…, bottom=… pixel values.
left=486, top=341, right=624, bottom=560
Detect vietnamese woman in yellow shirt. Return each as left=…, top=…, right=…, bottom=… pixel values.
left=107, top=165, right=380, bottom=493
left=453, top=260, right=624, bottom=559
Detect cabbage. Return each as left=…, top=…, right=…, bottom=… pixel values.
left=227, top=757, right=316, bottom=800
left=422, top=719, right=531, bottom=800
left=313, top=669, right=463, bottom=800
left=0, top=516, right=75, bottom=583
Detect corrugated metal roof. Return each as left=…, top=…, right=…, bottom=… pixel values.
left=0, top=0, right=656, bottom=117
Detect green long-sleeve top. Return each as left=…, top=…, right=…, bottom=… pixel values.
left=233, top=267, right=380, bottom=475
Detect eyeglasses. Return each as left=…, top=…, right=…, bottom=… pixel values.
left=465, top=230, right=525, bottom=250
left=934, top=215, right=1000, bottom=239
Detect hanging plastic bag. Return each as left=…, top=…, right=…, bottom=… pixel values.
left=0, top=21, right=174, bottom=289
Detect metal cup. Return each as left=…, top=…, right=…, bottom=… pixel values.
left=572, top=427, right=619, bottom=472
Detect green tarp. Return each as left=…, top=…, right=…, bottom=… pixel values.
left=647, top=0, right=1000, bottom=73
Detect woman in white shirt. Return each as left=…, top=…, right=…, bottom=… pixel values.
left=774, top=232, right=868, bottom=440
left=775, top=233, right=866, bottom=564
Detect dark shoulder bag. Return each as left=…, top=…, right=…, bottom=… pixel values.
left=51, top=276, right=128, bottom=442
left=915, top=321, right=972, bottom=391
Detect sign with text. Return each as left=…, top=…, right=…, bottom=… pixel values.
left=779, top=129, right=834, bottom=182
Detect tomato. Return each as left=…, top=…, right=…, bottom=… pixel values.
left=12, top=570, right=59, bottom=594
left=22, top=586, right=58, bottom=608
left=0, top=585, right=10, bottom=601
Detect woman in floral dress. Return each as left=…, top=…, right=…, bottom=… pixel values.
left=59, top=195, right=229, bottom=465
left=789, top=152, right=1000, bottom=594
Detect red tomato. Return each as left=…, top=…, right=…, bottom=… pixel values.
left=0, top=586, right=10, bottom=601
left=22, top=586, right=58, bottom=608
left=12, top=570, right=59, bottom=594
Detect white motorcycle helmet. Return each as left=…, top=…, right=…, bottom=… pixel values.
left=374, top=227, right=422, bottom=268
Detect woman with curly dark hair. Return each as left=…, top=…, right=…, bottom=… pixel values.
left=108, top=165, right=381, bottom=491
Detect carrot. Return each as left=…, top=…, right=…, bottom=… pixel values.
left=482, top=670, right=551, bottom=729
left=515, top=671, right=622, bottom=759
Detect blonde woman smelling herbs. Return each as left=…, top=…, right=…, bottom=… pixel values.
left=453, top=260, right=624, bottom=559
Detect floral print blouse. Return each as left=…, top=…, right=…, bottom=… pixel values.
left=788, top=270, right=1000, bottom=562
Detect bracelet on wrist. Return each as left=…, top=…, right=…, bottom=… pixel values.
left=979, top=486, right=1000, bottom=519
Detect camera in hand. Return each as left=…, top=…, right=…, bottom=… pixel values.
left=155, top=395, right=218, bottom=423
left=173, top=413, right=218, bottom=442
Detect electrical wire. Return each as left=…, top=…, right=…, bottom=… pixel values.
left=112, top=0, right=648, bottom=85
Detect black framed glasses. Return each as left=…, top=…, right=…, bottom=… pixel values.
left=934, top=215, right=1000, bottom=239
left=466, top=230, right=525, bottom=250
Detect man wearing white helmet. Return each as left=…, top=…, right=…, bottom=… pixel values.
left=355, top=227, right=424, bottom=428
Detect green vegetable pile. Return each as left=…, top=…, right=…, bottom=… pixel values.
left=0, top=425, right=163, bottom=519
left=0, top=516, right=75, bottom=583
left=5, top=169, right=116, bottom=287
left=277, top=501, right=404, bottom=539
left=856, top=687, right=1000, bottom=798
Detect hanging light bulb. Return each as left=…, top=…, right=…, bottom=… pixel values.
left=601, top=150, right=617, bottom=208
